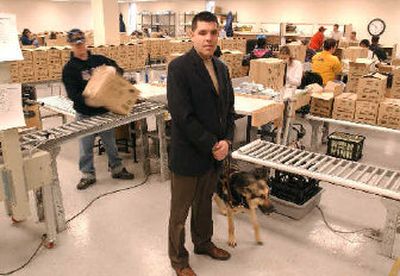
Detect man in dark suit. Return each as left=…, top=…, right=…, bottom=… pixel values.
left=167, top=11, right=235, bottom=276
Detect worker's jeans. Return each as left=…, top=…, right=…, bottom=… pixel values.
left=76, top=113, right=123, bottom=179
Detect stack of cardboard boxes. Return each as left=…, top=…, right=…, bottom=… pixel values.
left=343, top=46, right=368, bottom=62
left=220, top=50, right=245, bottom=78
left=346, top=59, right=373, bottom=93
left=116, top=44, right=131, bottom=70
left=13, top=50, right=34, bottom=83
left=378, top=98, right=400, bottom=129
left=249, top=58, right=285, bottom=91
left=310, top=81, right=344, bottom=117
left=391, top=67, right=400, bottom=99
left=332, top=93, right=357, bottom=120
left=355, top=73, right=387, bottom=125
left=219, top=38, right=246, bottom=54
left=169, top=39, right=192, bottom=54
left=32, top=49, right=49, bottom=82
left=10, top=44, right=149, bottom=83
left=47, top=48, right=63, bottom=80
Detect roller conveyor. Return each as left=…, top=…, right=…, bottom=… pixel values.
left=232, top=139, right=400, bottom=201
left=21, top=100, right=166, bottom=151
left=233, top=140, right=400, bottom=258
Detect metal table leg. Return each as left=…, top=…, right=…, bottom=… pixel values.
left=156, top=114, right=169, bottom=181
left=246, top=116, right=252, bottom=143
left=138, top=118, right=150, bottom=176
left=282, top=99, right=295, bottom=146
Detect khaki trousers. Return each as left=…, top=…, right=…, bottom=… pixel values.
left=168, top=169, right=217, bottom=269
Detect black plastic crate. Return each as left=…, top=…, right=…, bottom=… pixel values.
left=269, top=171, right=320, bottom=205
left=327, top=132, right=365, bottom=161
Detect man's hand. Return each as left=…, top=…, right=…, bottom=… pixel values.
left=212, top=140, right=230, bottom=161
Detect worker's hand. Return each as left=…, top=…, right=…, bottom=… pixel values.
left=212, top=140, right=229, bottom=161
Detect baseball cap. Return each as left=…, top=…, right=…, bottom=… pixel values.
left=319, top=26, right=327, bottom=32
left=67, top=28, right=86, bottom=44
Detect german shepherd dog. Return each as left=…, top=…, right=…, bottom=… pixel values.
left=214, top=162, right=274, bottom=247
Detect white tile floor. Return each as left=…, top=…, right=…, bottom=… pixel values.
left=0, top=86, right=399, bottom=275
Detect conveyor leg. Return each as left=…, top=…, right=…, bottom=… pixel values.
left=156, top=114, right=169, bottom=181
left=380, top=198, right=400, bottom=258
left=49, top=147, right=67, bottom=232
left=310, top=120, right=323, bottom=152
left=42, top=184, right=57, bottom=247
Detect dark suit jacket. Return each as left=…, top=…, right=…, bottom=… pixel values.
left=167, top=48, right=235, bottom=176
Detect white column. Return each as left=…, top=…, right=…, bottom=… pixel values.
left=91, top=0, right=120, bottom=46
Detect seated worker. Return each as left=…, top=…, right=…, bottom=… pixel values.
left=21, top=28, right=39, bottom=46
left=309, top=26, right=326, bottom=51
left=279, top=46, right=303, bottom=88
left=250, top=36, right=273, bottom=59
left=62, top=28, right=134, bottom=190
left=369, top=36, right=387, bottom=62
left=359, top=39, right=381, bottom=69
left=311, top=38, right=342, bottom=85
left=350, top=31, right=358, bottom=43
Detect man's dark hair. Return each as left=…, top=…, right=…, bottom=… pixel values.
left=22, top=28, right=30, bottom=36
left=191, top=11, right=219, bottom=31
left=371, top=35, right=380, bottom=44
left=359, top=39, right=370, bottom=48
left=334, top=24, right=339, bottom=28
left=256, top=37, right=266, bottom=49
left=323, top=38, right=337, bottom=51
left=351, top=31, right=357, bottom=35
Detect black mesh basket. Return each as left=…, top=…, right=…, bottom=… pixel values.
left=327, top=132, right=365, bottom=161
left=269, top=171, right=320, bottom=205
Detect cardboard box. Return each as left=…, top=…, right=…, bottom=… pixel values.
left=346, top=74, right=362, bottom=93
left=83, top=66, right=140, bottom=115
left=391, top=67, right=400, bottom=99
left=355, top=101, right=379, bottom=124
left=307, top=83, right=324, bottom=94
left=377, top=98, right=400, bottom=129
left=349, top=59, right=374, bottom=76
left=324, top=81, right=344, bottom=97
left=378, top=64, right=395, bottom=74
left=332, top=93, right=357, bottom=120
left=343, top=46, right=368, bottom=62
left=221, top=50, right=244, bottom=78
left=357, top=73, right=387, bottom=102
left=393, top=59, right=400, bottom=66
left=285, top=42, right=307, bottom=62
left=310, top=92, right=334, bottom=117
left=249, top=58, right=285, bottom=90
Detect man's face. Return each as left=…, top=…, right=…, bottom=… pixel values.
left=71, top=42, right=87, bottom=58
left=351, top=33, right=356, bottom=40
left=334, top=26, right=339, bottom=32
left=191, top=21, right=218, bottom=59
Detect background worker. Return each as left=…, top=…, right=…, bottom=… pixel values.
left=311, top=38, right=342, bottom=85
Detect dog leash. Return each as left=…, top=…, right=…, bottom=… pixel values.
left=223, top=152, right=235, bottom=208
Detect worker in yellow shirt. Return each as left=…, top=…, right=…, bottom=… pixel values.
left=311, top=38, right=342, bottom=85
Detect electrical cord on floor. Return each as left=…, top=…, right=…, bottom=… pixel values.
left=66, top=174, right=150, bottom=224
left=0, top=175, right=151, bottom=276
left=316, top=205, right=379, bottom=243
left=0, top=236, right=44, bottom=276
